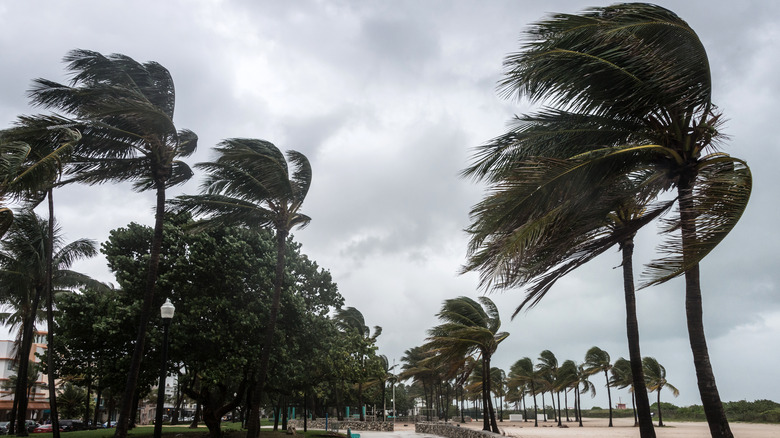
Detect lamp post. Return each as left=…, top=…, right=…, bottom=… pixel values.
left=154, top=299, right=175, bottom=438
left=389, top=374, right=397, bottom=428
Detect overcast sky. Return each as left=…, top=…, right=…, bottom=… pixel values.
left=1, top=1, right=778, bottom=410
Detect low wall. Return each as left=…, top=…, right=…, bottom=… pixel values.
left=287, top=419, right=394, bottom=431
left=415, top=422, right=502, bottom=438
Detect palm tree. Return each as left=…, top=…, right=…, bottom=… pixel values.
left=557, top=360, right=578, bottom=423
left=0, top=211, right=100, bottom=436
left=3, top=115, right=87, bottom=438
left=465, top=5, right=751, bottom=437
left=643, top=357, right=679, bottom=427
left=574, top=364, right=595, bottom=428
left=611, top=358, right=637, bottom=426
left=497, top=5, right=750, bottom=436
left=508, top=358, right=538, bottom=427
left=28, top=50, right=197, bottom=438
left=583, top=347, right=613, bottom=427
left=400, top=346, right=437, bottom=421
left=171, top=138, right=310, bottom=438
left=537, top=350, right=562, bottom=426
left=426, top=296, right=508, bottom=433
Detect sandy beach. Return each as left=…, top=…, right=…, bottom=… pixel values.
left=383, top=417, right=780, bottom=438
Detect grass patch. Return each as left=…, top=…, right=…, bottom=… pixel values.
left=33, top=423, right=343, bottom=438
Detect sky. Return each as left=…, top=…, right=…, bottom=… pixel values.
left=1, top=0, right=778, bottom=410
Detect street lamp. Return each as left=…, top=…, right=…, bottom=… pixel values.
left=154, top=299, right=175, bottom=438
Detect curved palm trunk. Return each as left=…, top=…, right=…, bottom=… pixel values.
left=45, top=190, right=61, bottom=438
left=604, top=370, right=613, bottom=427
left=656, top=391, right=663, bottom=427
left=246, top=226, right=288, bottom=438
left=621, top=236, right=656, bottom=437
left=483, top=355, right=499, bottom=433
left=115, top=182, right=167, bottom=438
left=678, top=178, right=733, bottom=438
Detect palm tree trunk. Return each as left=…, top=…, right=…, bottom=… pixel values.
left=45, top=190, right=61, bottom=438
left=564, top=389, right=569, bottom=422
left=115, top=183, right=167, bottom=438
left=556, top=390, right=561, bottom=426
left=657, top=391, right=663, bottom=427
left=604, top=370, right=613, bottom=427
left=540, top=392, right=546, bottom=422
left=678, top=178, right=733, bottom=438
left=621, top=236, right=656, bottom=438
left=15, top=285, right=43, bottom=437
left=576, top=386, right=582, bottom=427
left=246, top=227, right=289, bottom=438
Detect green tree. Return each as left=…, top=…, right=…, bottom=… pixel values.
left=427, top=296, right=508, bottom=433
left=57, top=383, right=87, bottom=419
left=171, top=138, right=310, bottom=438
left=334, top=306, right=381, bottom=422
left=0, top=212, right=99, bottom=436
left=28, top=49, right=197, bottom=438
left=643, top=357, right=679, bottom=427
left=537, top=350, right=561, bottom=425
left=474, top=5, right=751, bottom=437
left=584, top=347, right=613, bottom=427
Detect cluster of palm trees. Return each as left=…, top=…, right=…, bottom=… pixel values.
left=400, top=297, right=678, bottom=432
left=508, top=348, right=677, bottom=429
left=1, top=50, right=313, bottom=438
left=462, top=5, right=750, bottom=438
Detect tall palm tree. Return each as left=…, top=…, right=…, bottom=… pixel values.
left=465, top=5, right=750, bottom=437
left=643, top=357, right=679, bottom=427
left=171, top=138, right=310, bottom=438
left=28, top=50, right=197, bottom=438
left=537, top=350, right=562, bottom=426
left=575, top=364, right=595, bottom=428
left=426, top=296, right=508, bottom=433
left=583, top=347, right=613, bottom=427
left=557, top=360, right=578, bottom=423
left=0, top=211, right=100, bottom=436
left=3, top=115, right=87, bottom=438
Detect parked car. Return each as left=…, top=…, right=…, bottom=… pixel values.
left=33, top=424, right=63, bottom=434
left=58, top=420, right=86, bottom=432
left=0, top=421, right=9, bottom=435
left=103, top=420, right=116, bottom=428
left=26, top=421, right=40, bottom=433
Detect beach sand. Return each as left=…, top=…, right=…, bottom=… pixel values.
left=386, top=417, right=780, bottom=437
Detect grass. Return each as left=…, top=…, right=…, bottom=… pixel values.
left=26, top=422, right=343, bottom=438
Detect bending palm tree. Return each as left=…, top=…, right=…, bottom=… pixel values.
left=28, top=50, right=197, bottom=438
left=611, top=358, right=637, bottom=426
left=171, top=138, right=311, bottom=438
left=426, top=296, right=508, bottom=433
left=643, top=357, right=679, bottom=427
left=583, top=347, right=613, bottom=427
left=465, top=5, right=750, bottom=437
left=508, top=358, right=538, bottom=427
left=0, top=211, right=100, bottom=436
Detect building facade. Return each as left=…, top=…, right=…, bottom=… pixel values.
left=0, top=331, right=51, bottom=421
